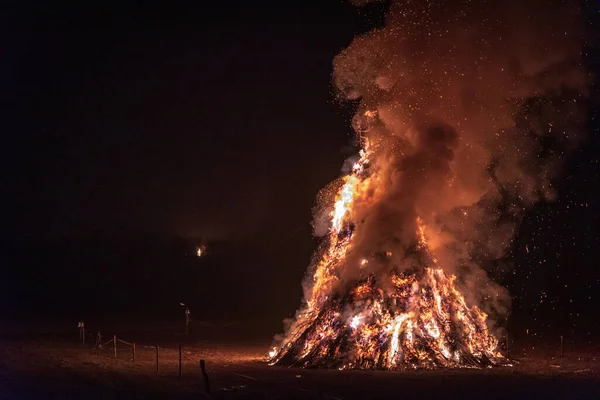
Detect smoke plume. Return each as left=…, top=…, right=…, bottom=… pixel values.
left=312, top=0, right=589, bottom=319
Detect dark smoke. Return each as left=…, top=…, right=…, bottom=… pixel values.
left=313, top=0, right=590, bottom=321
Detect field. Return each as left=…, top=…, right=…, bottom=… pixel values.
left=1, top=326, right=600, bottom=399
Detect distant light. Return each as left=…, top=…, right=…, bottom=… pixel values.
left=196, top=246, right=206, bottom=257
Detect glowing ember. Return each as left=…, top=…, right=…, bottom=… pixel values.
left=268, top=347, right=278, bottom=359
left=349, top=315, right=362, bottom=330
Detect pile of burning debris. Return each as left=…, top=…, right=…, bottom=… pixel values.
left=270, top=251, right=506, bottom=370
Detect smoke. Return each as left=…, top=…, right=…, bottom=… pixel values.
left=314, top=0, right=590, bottom=320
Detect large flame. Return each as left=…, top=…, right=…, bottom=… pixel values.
left=268, top=137, right=506, bottom=369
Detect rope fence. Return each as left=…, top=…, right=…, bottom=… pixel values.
left=75, top=322, right=594, bottom=396
left=82, top=329, right=212, bottom=395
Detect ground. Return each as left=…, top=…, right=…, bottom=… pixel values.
left=1, top=330, right=599, bottom=399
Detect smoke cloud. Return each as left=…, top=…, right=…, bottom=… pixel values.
left=312, top=0, right=590, bottom=320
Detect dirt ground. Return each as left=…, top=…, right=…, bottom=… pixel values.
left=1, top=334, right=599, bottom=399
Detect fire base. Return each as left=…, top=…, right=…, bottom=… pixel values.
left=270, top=267, right=507, bottom=370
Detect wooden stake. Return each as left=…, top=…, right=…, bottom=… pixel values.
left=560, top=335, right=564, bottom=357
left=113, top=334, right=117, bottom=358
left=200, top=359, right=210, bottom=394
left=155, top=345, right=159, bottom=374
left=178, top=345, right=182, bottom=381
left=132, top=343, right=136, bottom=363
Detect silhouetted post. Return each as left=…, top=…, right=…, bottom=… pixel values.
left=185, top=307, right=190, bottom=336
left=560, top=335, right=564, bottom=357
left=155, top=345, right=159, bottom=374
left=505, top=332, right=509, bottom=356
left=178, top=345, right=182, bottom=380
left=200, top=359, right=210, bottom=394
left=113, top=334, right=117, bottom=358
left=132, top=343, right=136, bottom=363
left=180, top=303, right=191, bottom=336
left=78, top=321, right=85, bottom=344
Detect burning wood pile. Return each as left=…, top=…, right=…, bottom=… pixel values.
left=268, top=143, right=507, bottom=369
left=269, top=0, right=586, bottom=370
left=269, top=190, right=506, bottom=369
left=271, top=265, right=505, bottom=369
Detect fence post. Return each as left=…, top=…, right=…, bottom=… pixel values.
left=178, top=345, right=182, bottom=380
left=560, top=335, right=564, bottom=357
left=200, top=359, right=210, bottom=394
left=132, top=343, right=136, bottom=363
left=155, top=345, right=159, bottom=374
left=113, top=334, right=117, bottom=358
left=78, top=322, right=85, bottom=345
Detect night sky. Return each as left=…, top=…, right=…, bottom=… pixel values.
left=3, top=1, right=385, bottom=240
left=3, top=1, right=600, bottom=340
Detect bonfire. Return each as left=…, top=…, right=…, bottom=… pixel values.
left=269, top=140, right=506, bottom=370
left=268, top=0, right=585, bottom=371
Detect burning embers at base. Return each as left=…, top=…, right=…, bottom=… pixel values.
left=270, top=265, right=504, bottom=369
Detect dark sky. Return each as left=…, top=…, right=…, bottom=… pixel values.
left=3, top=1, right=600, bottom=339
left=1, top=1, right=389, bottom=329
left=2, top=1, right=386, bottom=242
